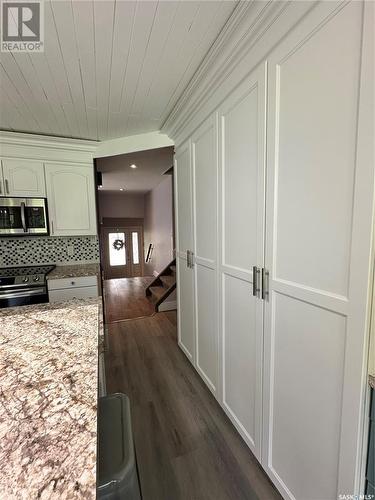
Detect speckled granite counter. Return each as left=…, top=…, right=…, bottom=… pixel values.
left=0, top=298, right=101, bottom=499
left=46, top=263, right=100, bottom=280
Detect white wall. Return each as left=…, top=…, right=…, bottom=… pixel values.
left=98, top=191, right=144, bottom=219
left=144, top=176, right=174, bottom=275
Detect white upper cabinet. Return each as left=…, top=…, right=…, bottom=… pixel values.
left=175, top=141, right=193, bottom=257
left=45, top=163, right=97, bottom=236
left=1, top=159, right=46, bottom=197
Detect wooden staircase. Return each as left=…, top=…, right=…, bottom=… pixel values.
left=145, top=259, right=176, bottom=312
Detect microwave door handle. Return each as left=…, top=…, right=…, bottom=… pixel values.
left=20, top=202, right=27, bottom=232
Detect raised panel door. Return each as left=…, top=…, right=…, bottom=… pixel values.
left=263, top=2, right=374, bottom=498
left=175, top=141, right=195, bottom=361
left=219, top=63, right=267, bottom=459
left=2, top=159, right=45, bottom=197
left=45, top=163, right=97, bottom=236
left=192, top=115, right=219, bottom=395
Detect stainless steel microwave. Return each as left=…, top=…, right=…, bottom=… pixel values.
left=0, top=198, right=49, bottom=236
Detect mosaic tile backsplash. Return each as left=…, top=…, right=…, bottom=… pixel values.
left=0, top=236, right=99, bottom=268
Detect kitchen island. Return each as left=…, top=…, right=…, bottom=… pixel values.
left=0, top=298, right=101, bottom=499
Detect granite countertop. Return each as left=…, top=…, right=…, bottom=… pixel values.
left=0, top=298, right=101, bottom=499
left=47, top=263, right=100, bottom=280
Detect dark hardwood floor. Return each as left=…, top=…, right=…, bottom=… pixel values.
left=103, top=276, right=155, bottom=322
left=105, top=311, right=282, bottom=500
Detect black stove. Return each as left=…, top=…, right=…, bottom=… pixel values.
left=0, top=265, right=55, bottom=309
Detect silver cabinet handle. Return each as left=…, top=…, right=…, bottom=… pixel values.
left=5, top=179, right=9, bottom=194
left=252, top=266, right=260, bottom=297
left=190, top=251, right=194, bottom=269
left=261, top=268, right=269, bottom=300
left=20, top=201, right=27, bottom=232
left=187, top=250, right=190, bottom=268
left=0, top=180, right=2, bottom=194
left=51, top=220, right=54, bottom=234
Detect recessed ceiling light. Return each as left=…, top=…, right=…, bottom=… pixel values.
left=130, top=164, right=137, bottom=169
left=120, top=188, right=124, bottom=191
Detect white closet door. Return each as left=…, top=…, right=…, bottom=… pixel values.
left=192, top=114, right=219, bottom=396
left=263, top=2, right=374, bottom=499
left=219, top=63, right=267, bottom=459
left=175, top=141, right=195, bottom=362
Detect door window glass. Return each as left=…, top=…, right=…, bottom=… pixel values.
left=132, top=232, right=139, bottom=264
left=109, top=232, right=126, bottom=266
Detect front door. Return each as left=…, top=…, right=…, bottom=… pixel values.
left=101, top=226, right=144, bottom=279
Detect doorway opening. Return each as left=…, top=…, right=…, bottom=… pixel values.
left=95, top=146, right=176, bottom=323
left=102, top=224, right=144, bottom=279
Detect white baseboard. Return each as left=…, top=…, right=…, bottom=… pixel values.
left=158, top=300, right=177, bottom=312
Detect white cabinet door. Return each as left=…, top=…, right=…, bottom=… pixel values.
left=218, top=63, right=267, bottom=460
left=192, top=114, right=219, bottom=397
left=175, top=141, right=195, bottom=362
left=1, top=159, right=45, bottom=197
left=45, top=163, right=97, bottom=236
left=263, top=2, right=374, bottom=499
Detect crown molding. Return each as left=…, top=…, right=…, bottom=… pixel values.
left=0, top=130, right=98, bottom=153
left=161, top=0, right=291, bottom=140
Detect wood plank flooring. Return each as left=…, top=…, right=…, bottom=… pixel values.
left=103, top=276, right=155, bottom=322
left=105, top=312, right=282, bottom=500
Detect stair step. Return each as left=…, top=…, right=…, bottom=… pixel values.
left=149, top=286, right=165, bottom=301
left=160, top=275, right=175, bottom=289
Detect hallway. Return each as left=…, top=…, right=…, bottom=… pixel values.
left=103, top=276, right=155, bottom=322
left=104, top=311, right=281, bottom=500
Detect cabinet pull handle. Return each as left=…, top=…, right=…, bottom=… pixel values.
left=0, top=180, right=2, bottom=194
left=5, top=179, right=9, bottom=194
left=187, top=250, right=190, bottom=268
left=190, top=251, right=194, bottom=269
left=51, top=220, right=54, bottom=234
left=261, top=268, right=269, bottom=300
left=20, top=202, right=27, bottom=232
left=252, top=266, right=260, bottom=297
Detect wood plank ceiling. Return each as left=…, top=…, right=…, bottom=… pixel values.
left=0, top=0, right=237, bottom=141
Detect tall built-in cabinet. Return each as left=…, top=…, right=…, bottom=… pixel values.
left=173, top=2, right=374, bottom=499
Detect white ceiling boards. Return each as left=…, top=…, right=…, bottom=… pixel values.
left=0, top=0, right=237, bottom=141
